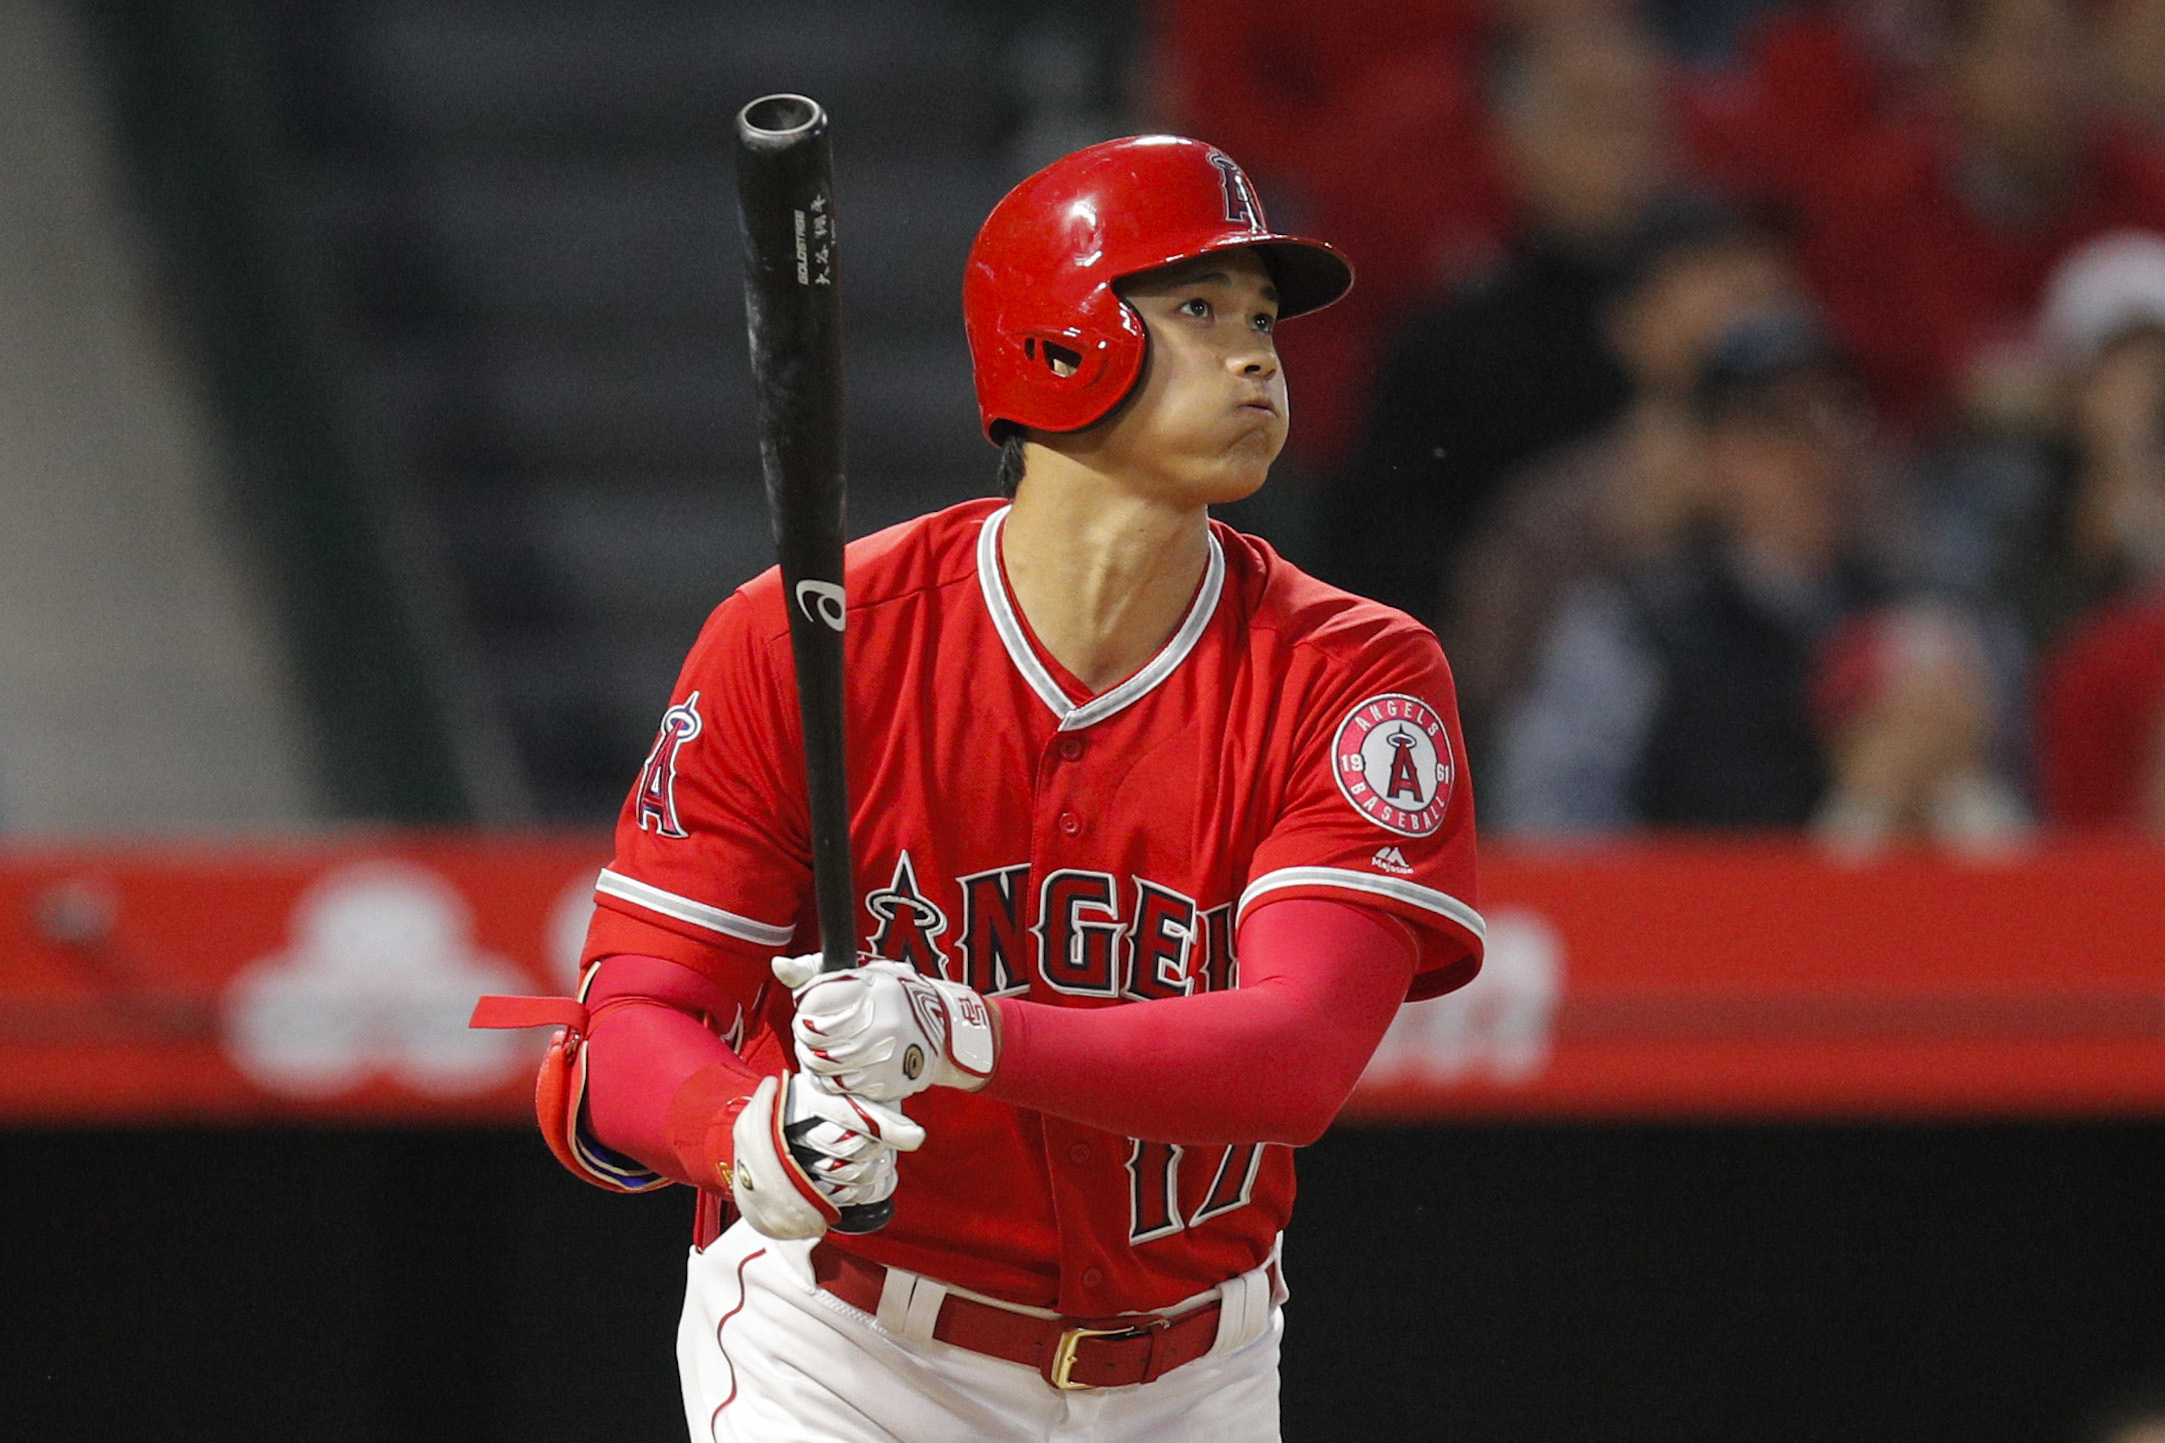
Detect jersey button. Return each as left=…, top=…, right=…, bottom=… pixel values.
left=1081, top=1267, right=1104, bottom=1288
left=1068, top=1142, right=1092, bottom=1164
left=1057, top=736, right=1085, bottom=761
left=1057, top=811, right=1081, bottom=836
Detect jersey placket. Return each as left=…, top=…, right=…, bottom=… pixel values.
left=976, top=504, right=1230, bottom=1313
left=1027, top=719, right=1131, bottom=1314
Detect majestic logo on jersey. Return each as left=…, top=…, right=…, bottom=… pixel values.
left=1332, top=693, right=1454, bottom=837
left=865, top=851, right=951, bottom=974
left=1370, top=845, right=1414, bottom=875
left=634, top=693, right=703, bottom=838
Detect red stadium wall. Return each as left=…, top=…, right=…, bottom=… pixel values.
left=1357, top=839, right=2165, bottom=1120
left=3, top=835, right=2161, bottom=1123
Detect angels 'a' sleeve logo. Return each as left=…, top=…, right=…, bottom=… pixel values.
left=1331, top=693, right=1455, bottom=837
left=634, top=692, right=703, bottom=838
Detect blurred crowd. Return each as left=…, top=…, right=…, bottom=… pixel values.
left=1149, top=0, right=2165, bottom=847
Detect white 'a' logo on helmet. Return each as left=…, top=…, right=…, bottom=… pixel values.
left=1207, top=153, right=1260, bottom=228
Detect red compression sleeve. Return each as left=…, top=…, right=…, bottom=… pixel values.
left=580, top=954, right=765, bottom=1189
left=982, top=898, right=1416, bottom=1146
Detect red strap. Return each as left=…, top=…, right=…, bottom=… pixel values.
left=694, top=1191, right=733, bottom=1251
left=533, top=1029, right=603, bottom=1187
left=470, top=995, right=589, bottom=1031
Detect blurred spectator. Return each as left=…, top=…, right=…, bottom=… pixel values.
left=1149, top=0, right=1488, bottom=208
left=2032, top=233, right=2165, bottom=831
left=2094, top=0, right=2165, bottom=129
left=1442, top=205, right=1798, bottom=757
left=1316, top=10, right=1682, bottom=624
left=1804, top=0, right=2165, bottom=433
left=1148, top=0, right=1505, bottom=464
left=1900, top=416, right=2062, bottom=623
left=1492, top=309, right=2024, bottom=842
left=1810, top=601, right=2030, bottom=851
left=1676, top=0, right=1940, bottom=224
left=1902, top=229, right=2165, bottom=646
left=1645, top=0, right=1800, bottom=66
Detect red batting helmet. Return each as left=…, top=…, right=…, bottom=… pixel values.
left=962, top=135, right=1353, bottom=441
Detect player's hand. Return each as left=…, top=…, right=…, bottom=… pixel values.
left=772, top=956, right=997, bottom=1102
left=728, top=1070, right=923, bottom=1241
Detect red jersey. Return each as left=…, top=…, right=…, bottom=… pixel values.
left=2037, top=592, right=2165, bottom=829
left=582, top=497, right=1483, bottom=1315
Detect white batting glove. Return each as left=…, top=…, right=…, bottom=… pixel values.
left=728, top=1070, right=924, bottom=1241
left=772, top=956, right=997, bottom=1102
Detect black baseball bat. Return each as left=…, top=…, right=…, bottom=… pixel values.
left=734, top=94, right=888, bottom=1234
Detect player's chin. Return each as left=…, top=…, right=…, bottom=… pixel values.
left=1153, top=422, right=1280, bottom=506
left=1195, top=452, right=1274, bottom=508
left=1221, top=422, right=1283, bottom=486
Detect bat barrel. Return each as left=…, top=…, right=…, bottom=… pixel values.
left=737, top=94, right=888, bottom=1234
left=735, top=93, right=854, bottom=978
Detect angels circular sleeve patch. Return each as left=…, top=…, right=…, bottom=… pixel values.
left=1332, top=693, right=1455, bottom=837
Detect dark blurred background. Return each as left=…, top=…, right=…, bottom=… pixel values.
left=6, top=0, right=2165, bottom=1437
left=11, top=1124, right=2165, bottom=1440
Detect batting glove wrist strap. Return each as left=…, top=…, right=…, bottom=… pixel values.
left=664, top=1064, right=757, bottom=1190
left=779, top=958, right=997, bottom=1102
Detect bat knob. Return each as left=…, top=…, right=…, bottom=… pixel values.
left=831, top=1200, right=894, bottom=1234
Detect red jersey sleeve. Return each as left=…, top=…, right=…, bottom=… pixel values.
left=582, top=579, right=814, bottom=995
left=1242, top=615, right=1483, bottom=1000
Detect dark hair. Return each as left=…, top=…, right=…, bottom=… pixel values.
left=995, top=429, right=1027, bottom=498
left=1693, top=308, right=1846, bottom=421
left=1941, top=0, right=2004, bottom=50
left=1626, top=193, right=1789, bottom=284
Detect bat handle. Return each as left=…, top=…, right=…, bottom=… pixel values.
left=784, top=1117, right=896, bottom=1233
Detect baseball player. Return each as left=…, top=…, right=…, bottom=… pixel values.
left=482, top=136, right=1483, bottom=1442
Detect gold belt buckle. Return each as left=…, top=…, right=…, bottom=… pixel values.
left=1049, top=1317, right=1169, bottom=1391
left=1049, top=1324, right=1131, bottom=1391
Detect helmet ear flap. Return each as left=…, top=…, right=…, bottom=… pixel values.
left=1013, top=329, right=1112, bottom=389
left=984, top=301, right=1146, bottom=434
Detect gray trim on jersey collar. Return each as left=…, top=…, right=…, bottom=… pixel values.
left=975, top=505, right=1227, bottom=733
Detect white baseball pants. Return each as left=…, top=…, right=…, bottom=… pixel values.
left=678, top=1220, right=1283, bottom=1443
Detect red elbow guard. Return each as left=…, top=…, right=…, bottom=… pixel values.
left=470, top=984, right=672, bottom=1194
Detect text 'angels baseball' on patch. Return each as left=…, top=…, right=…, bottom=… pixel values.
left=1332, top=693, right=1455, bottom=837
